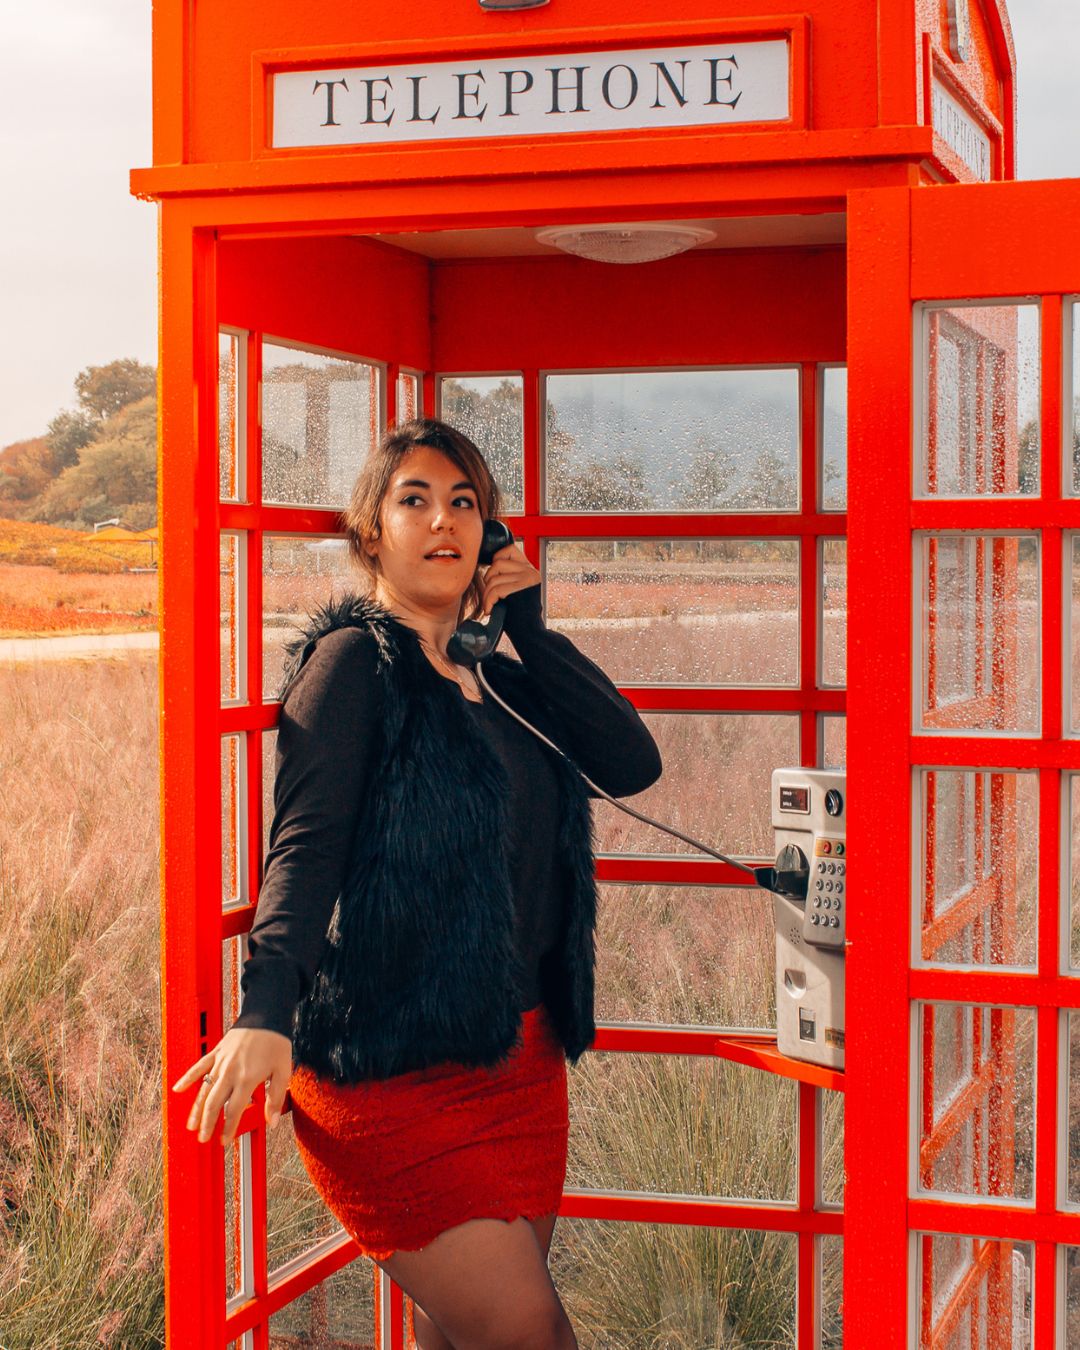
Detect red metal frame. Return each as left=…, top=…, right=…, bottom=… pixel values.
left=848, top=181, right=1080, bottom=1348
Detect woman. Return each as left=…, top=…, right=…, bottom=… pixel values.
left=172, top=418, right=663, bottom=1348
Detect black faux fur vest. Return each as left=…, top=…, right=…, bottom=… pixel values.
left=282, top=593, right=599, bottom=1084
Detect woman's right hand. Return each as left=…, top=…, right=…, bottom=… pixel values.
left=171, top=1027, right=295, bottom=1147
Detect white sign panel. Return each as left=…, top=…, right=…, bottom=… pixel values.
left=272, top=40, right=790, bottom=150
left=932, top=78, right=991, bottom=182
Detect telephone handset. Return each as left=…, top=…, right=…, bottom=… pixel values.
left=446, top=518, right=515, bottom=667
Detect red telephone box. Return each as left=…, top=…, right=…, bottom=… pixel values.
left=134, top=0, right=1080, bottom=1344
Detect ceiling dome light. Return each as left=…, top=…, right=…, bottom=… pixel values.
left=479, top=0, right=549, bottom=8
left=534, top=223, right=716, bottom=264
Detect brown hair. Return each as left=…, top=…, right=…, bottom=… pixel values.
left=343, top=417, right=502, bottom=622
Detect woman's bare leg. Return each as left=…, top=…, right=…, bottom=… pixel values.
left=379, top=1215, right=575, bottom=1350
left=407, top=1213, right=561, bottom=1349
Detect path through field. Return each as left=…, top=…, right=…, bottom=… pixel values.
left=0, top=631, right=160, bottom=662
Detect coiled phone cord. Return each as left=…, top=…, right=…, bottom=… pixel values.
left=474, top=663, right=759, bottom=881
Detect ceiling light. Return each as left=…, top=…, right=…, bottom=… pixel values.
left=534, top=223, right=716, bottom=264
left=479, top=0, right=549, bottom=8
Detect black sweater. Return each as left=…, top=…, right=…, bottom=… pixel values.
left=232, top=582, right=662, bottom=1041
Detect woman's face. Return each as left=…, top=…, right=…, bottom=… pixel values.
left=364, top=445, right=484, bottom=612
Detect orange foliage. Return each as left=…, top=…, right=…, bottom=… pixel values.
left=0, top=517, right=155, bottom=574
left=0, top=561, right=157, bottom=638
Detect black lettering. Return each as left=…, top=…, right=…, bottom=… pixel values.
left=547, top=66, right=588, bottom=114
left=359, top=76, right=394, bottom=126
left=407, top=74, right=439, bottom=124
left=651, top=60, right=689, bottom=108
left=453, top=70, right=487, bottom=120
left=499, top=68, right=534, bottom=117
left=601, top=64, right=638, bottom=111
left=312, top=77, right=348, bottom=128
left=706, top=56, right=742, bottom=109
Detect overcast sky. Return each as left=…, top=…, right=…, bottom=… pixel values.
left=0, top=0, right=1077, bottom=448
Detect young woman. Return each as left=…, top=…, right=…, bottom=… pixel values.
left=172, top=418, right=663, bottom=1348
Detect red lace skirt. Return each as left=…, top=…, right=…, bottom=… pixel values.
left=286, top=1002, right=569, bottom=1260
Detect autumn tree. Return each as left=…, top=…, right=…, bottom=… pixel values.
left=74, top=358, right=156, bottom=423
left=36, top=395, right=157, bottom=530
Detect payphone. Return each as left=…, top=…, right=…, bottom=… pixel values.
left=754, top=769, right=847, bottom=1072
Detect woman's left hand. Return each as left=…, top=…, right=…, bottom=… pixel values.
left=481, top=542, right=542, bottom=616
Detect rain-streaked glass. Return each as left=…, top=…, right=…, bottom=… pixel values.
left=821, top=715, right=846, bottom=768
left=544, top=539, right=799, bottom=686
left=916, top=1234, right=1032, bottom=1348
left=917, top=533, right=1040, bottom=734
left=918, top=770, right=1037, bottom=968
left=262, top=729, right=278, bottom=861
left=219, top=330, right=244, bottom=501
left=438, top=374, right=524, bottom=511
left=568, top=1053, right=796, bottom=1200
left=221, top=734, right=243, bottom=908
left=548, top=1219, right=796, bottom=1348
left=593, top=712, right=800, bottom=860
left=1073, top=302, right=1080, bottom=494
left=821, top=538, right=847, bottom=687
left=595, top=884, right=774, bottom=1030
left=262, top=342, right=380, bottom=507
left=919, top=302, right=1040, bottom=497
left=267, top=1261, right=377, bottom=1347
left=1072, top=537, right=1080, bottom=733
left=544, top=368, right=800, bottom=513
left=263, top=536, right=353, bottom=700
left=1065, top=1013, right=1080, bottom=1204
left=1071, top=777, right=1080, bottom=969
left=917, top=1003, right=1034, bottom=1201
left=223, top=1132, right=250, bottom=1302
left=820, top=1089, right=844, bottom=1208
left=821, top=365, right=847, bottom=511
left=820, top=1236, right=843, bottom=1349
left=221, top=532, right=242, bottom=702
left=266, top=1108, right=346, bottom=1276
left=1066, top=1245, right=1080, bottom=1345
left=396, top=369, right=420, bottom=424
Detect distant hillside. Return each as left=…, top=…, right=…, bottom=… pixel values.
left=0, top=518, right=139, bottom=574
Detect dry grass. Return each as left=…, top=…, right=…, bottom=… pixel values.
left=0, top=655, right=164, bottom=1348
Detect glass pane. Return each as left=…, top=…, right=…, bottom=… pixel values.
left=544, top=369, right=800, bottom=513
left=221, top=532, right=242, bottom=702
left=916, top=1234, right=1032, bottom=1348
left=917, top=534, right=1040, bottom=734
left=917, top=1004, right=1035, bottom=1201
left=219, top=330, right=243, bottom=501
left=1072, top=538, right=1080, bottom=733
left=1066, top=1013, right=1080, bottom=1204
left=1072, top=777, right=1080, bottom=968
left=821, top=539, right=847, bottom=688
left=821, top=715, right=846, bottom=768
left=262, top=729, right=278, bottom=861
left=267, top=1109, right=347, bottom=1275
left=593, top=713, right=800, bottom=859
left=919, top=303, right=1040, bottom=497
left=1073, top=302, right=1080, bottom=495
left=267, top=1258, right=377, bottom=1348
left=262, top=342, right=380, bottom=507
left=438, top=375, right=524, bottom=512
left=919, top=770, right=1037, bottom=968
left=396, top=369, right=420, bottom=424
left=820, top=1235, right=843, bottom=1348
left=549, top=1219, right=796, bottom=1348
left=544, top=539, right=799, bottom=686
left=596, top=884, right=775, bottom=1030
left=222, top=734, right=243, bottom=908
left=1066, top=1246, right=1080, bottom=1345
left=820, top=1089, right=844, bottom=1207
left=568, top=1054, right=796, bottom=1201
left=821, top=366, right=847, bottom=511
left=263, top=536, right=354, bottom=700
left=224, top=1132, right=250, bottom=1301
left=222, top=934, right=246, bottom=1032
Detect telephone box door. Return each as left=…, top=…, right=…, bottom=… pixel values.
left=846, top=180, right=1080, bottom=1347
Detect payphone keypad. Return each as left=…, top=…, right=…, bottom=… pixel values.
left=808, top=838, right=845, bottom=947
